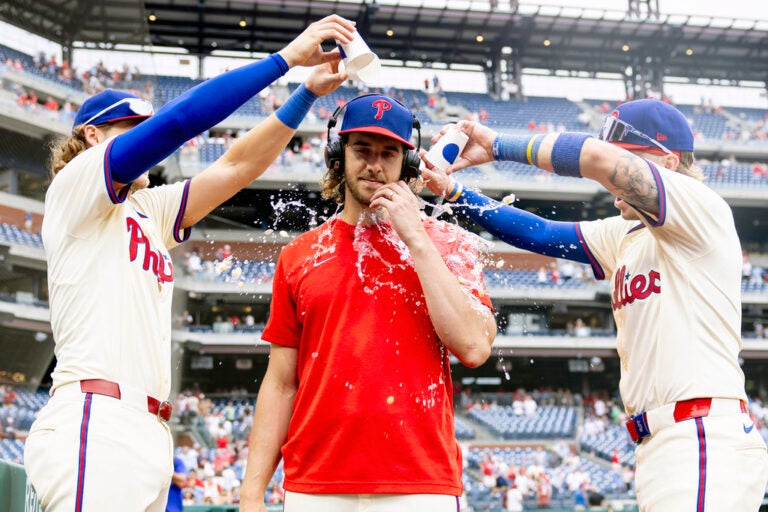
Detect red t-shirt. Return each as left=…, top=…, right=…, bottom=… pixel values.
left=263, top=216, right=493, bottom=495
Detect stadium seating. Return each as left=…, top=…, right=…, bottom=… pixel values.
left=469, top=406, right=577, bottom=439
left=0, top=439, right=24, bottom=463
left=0, top=223, right=43, bottom=249
left=580, top=423, right=637, bottom=467
left=465, top=445, right=630, bottom=502
left=443, top=92, right=585, bottom=131
left=454, top=416, right=476, bottom=440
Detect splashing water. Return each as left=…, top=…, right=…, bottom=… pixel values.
left=497, top=349, right=511, bottom=381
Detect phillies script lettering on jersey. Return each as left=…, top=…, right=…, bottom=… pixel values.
left=612, top=265, right=660, bottom=311
left=126, top=217, right=174, bottom=283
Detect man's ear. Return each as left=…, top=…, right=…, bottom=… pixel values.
left=82, top=125, right=105, bottom=148
left=660, top=152, right=680, bottom=171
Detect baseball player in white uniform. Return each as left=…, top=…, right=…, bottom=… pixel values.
left=23, top=15, right=355, bottom=511
left=421, top=99, right=768, bottom=511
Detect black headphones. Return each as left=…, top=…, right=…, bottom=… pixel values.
left=324, top=94, right=422, bottom=183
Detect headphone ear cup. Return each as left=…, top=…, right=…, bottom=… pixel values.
left=325, top=140, right=344, bottom=170
left=401, top=149, right=422, bottom=182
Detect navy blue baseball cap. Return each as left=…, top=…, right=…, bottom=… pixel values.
left=598, top=99, right=693, bottom=154
left=338, top=94, right=415, bottom=149
left=73, top=89, right=154, bottom=131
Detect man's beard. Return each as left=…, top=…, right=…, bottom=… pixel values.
left=344, top=170, right=380, bottom=207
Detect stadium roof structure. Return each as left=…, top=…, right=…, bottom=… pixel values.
left=2, top=0, right=768, bottom=88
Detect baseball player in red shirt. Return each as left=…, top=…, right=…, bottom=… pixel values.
left=238, top=94, right=497, bottom=512
left=23, top=15, right=356, bottom=511
left=422, top=99, right=768, bottom=511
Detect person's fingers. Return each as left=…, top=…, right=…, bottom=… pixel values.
left=445, top=157, right=470, bottom=174
left=320, top=27, right=355, bottom=45
left=318, top=14, right=357, bottom=32
left=418, top=148, right=436, bottom=169
left=329, top=59, right=341, bottom=74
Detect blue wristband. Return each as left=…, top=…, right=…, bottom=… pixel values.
left=446, top=181, right=464, bottom=202
left=528, top=134, right=544, bottom=167
left=275, top=84, right=318, bottom=129
left=551, top=133, right=592, bottom=178
left=493, top=134, right=538, bottom=164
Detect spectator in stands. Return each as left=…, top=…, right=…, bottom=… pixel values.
left=182, top=489, right=196, bottom=506
left=587, top=489, right=606, bottom=510
left=536, top=474, right=552, bottom=508
left=536, top=265, right=547, bottom=284
left=239, top=93, right=496, bottom=512
left=422, top=98, right=768, bottom=510
left=165, top=455, right=187, bottom=512
left=742, top=251, right=752, bottom=282
left=23, top=15, right=356, bottom=512
left=754, top=320, right=764, bottom=339
left=523, top=393, right=538, bottom=416
left=505, top=483, right=524, bottom=511
left=572, top=482, right=589, bottom=510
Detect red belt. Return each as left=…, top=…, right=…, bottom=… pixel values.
left=80, top=379, right=173, bottom=422
left=626, top=398, right=748, bottom=444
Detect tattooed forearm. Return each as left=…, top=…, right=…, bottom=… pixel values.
left=607, top=154, right=659, bottom=213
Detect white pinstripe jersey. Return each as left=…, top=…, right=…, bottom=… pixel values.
left=42, top=138, right=190, bottom=400
left=579, top=162, right=747, bottom=415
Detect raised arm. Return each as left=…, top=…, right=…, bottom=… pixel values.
left=181, top=60, right=346, bottom=227
left=435, top=120, right=663, bottom=216
left=420, top=159, right=590, bottom=263
left=108, top=15, right=355, bottom=187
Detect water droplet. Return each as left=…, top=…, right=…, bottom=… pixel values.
left=311, top=352, right=319, bottom=358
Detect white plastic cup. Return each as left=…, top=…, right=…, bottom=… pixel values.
left=425, top=125, right=469, bottom=171
left=338, top=31, right=381, bottom=84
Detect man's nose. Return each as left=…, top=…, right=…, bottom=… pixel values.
left=366, top=153, right=385, bottom=172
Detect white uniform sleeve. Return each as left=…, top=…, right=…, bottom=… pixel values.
left=130, top=180, right=192, bottom=250
left=630, top=162, right=735, bottom=260
left=576, top=216, right=633, bottom=281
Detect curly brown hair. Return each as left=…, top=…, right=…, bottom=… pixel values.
left=48, top=126, right=89, bottom=178
left=321, top=135, right=348, bottom=204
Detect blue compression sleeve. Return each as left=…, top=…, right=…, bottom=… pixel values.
left=455, top=187, right=591, bottom=263
left=275, top=84, right=318, bottom=129
left=108, top=53, right=289, bottom=184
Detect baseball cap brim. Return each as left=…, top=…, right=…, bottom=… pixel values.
left=104, top=114, right=152, bottom=124
left=339, top=126, right=415, bottom=149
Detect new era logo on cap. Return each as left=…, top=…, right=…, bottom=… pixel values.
left=338, top=94, right=415, bottom=148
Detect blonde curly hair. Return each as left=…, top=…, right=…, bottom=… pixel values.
left=677, top=151, right=704, bottom=181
